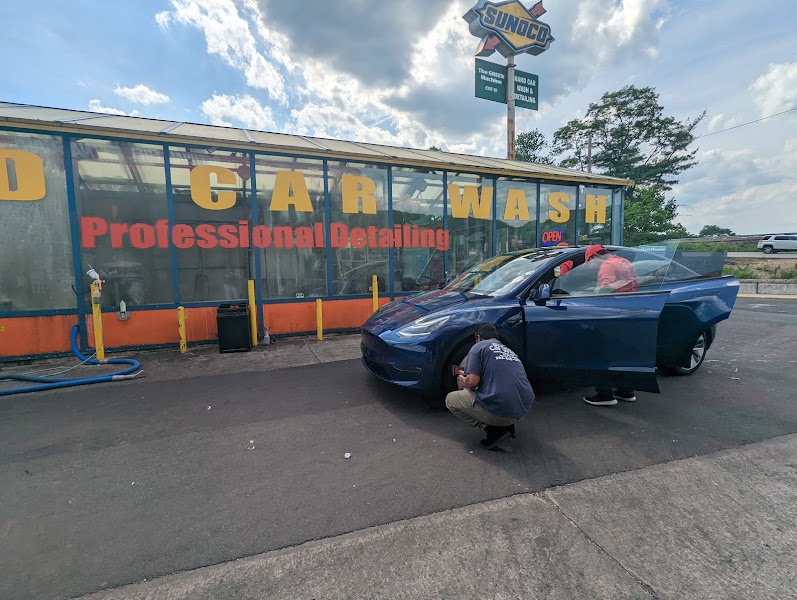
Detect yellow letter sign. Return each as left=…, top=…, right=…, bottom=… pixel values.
left=342, top=175, right=377, bottom=214
left=190, top=165, right=238, bottom=210
left=0, top=149, right=46, bottom=201
left=448, top=184, right=493, bottom=219
left=270, top=171, right=313, bottom=212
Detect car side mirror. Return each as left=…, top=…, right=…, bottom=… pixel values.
left=533, top=283, right=551, bottom=305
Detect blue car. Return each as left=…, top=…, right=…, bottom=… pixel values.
left=361, top=245, right=740, bottom=399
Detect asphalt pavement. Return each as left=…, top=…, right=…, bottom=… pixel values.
left=1, top=298, right=795, bottom=599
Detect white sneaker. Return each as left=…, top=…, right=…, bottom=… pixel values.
left=584, top=394, right=618, bottom=406
left=615, top=393, right=637, bottom=402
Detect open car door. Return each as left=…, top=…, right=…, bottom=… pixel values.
left=522, top=290, right=669, bottom=392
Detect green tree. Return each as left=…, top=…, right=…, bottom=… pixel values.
left=623, top=185, right=688, bottom=246
left=515, top=130, right=554, bottom=164
left=699, top=224, right=735, bottom=236
left=551, top=85, right=704, bottom=243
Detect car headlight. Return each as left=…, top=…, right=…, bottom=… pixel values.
left=395, top=315, right=451, bottom=338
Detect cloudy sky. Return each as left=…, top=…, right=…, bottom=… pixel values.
left=4, top=0, right=796, bottom=234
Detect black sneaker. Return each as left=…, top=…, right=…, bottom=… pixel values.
left=481, top=425, right=512, bottom=449
left=615, top=392, right=637, bottom=402
left=583, top=393, right=618, bottom=406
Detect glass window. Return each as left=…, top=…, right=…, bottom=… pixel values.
left=72, top=138, right=173, bottom=307
left=447, top=173, right=494, bottom=277
left=0, top=131, right=73, bottom=311
left=169, top=147, right=251, bottom=302
left=539, top=184, right=576, bottom=247
left=577, top=186, right=613, bottom=246
left=253, top=155, right=326, bottom=299
left=551, top=248, right=702, bottom=297
left=392, top=168, right=445, bottom=293
left=327, top=161, right=389, bottom=296
left=612, top=189, right=623, bottom=244
left=446, top=250, right=557, bottom=297
left=496, top=178, right=538, bottom=254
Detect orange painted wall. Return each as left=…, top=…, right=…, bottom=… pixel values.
left=262, top=298, right=391, bottom=334
left=1, top=298, right=390, bottom=358
left=0, top=315, right=79, bottom=357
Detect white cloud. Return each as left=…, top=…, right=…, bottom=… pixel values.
left=156, top=0, right=287, bottom=104
left=201, top=93, right=275, bottom=129
left=750, top=62, right=797, bottom=117
left=673, top=140, right=797, bottom=234
left=114, top=84, right=171, bottom=105
left=87, top=99, right=140, bottom=116
left=155, top=10, right=172, bottom=29
left=707, top=113, right=739, bottom=132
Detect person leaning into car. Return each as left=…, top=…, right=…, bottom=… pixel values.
left=582, top=244, right=639, bottom=406
left=445, top=323, right=535, bottom=449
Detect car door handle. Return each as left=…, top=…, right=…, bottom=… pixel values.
left=506, top=314, right=522, bottom=325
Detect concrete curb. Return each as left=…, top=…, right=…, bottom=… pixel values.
left=738, top=279, right=797, bottom=296
left=738, top=294, right=797, bottom=300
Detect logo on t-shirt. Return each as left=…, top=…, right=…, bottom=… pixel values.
left=489, top=342, right=520, bottom=362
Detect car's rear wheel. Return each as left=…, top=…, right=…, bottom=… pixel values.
left=763, top=245, right=774, bottom=254
left=667, top=330, right=709, bottom=376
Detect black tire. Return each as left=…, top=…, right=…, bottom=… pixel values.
left=440, top=342, right=472, bottom=398
left=666, top=330, right=709, bottom=376
left=763, top=245, right=774, bottom=254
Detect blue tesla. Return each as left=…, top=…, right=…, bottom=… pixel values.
left=361, top=245, right=740, bottom=399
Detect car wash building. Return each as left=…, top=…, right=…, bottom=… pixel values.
left=0, top=103, right=630, bottom=359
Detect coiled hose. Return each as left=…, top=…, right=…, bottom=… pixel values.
left=0, top=326, right=142, bottom=396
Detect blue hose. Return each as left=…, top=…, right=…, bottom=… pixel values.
left=0, top=326, right=142, bottom=396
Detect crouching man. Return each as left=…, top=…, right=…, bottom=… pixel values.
left=445, top=323, right=535, bottom=449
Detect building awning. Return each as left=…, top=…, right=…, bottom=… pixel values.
left=0, top=102, right=633, bottom=187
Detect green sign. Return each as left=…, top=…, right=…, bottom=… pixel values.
left=475, top=59, right=538, bottom=110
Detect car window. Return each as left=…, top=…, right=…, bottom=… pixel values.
left=551, top=248, right=702, bottom=297
left=445, top=249, right=564, bottom=296
left=775, top=236, right=788, bottom=240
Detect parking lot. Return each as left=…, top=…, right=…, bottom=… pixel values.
left=1, top=298, right=796, bottom=599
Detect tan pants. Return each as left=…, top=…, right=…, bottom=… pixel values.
left=445, top=390, right=517, bottom=429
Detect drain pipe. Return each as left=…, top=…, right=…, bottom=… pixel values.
left=0, top=326, right=142, bottom=397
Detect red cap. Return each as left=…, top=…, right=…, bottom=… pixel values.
left=585, top=244, right=607, bottom=261
left=556, top=242, right=569, bottom=247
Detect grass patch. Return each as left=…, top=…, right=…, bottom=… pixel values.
left=723, top=266, right=756, bottom=279
left=680, top=241, right=759, bottom=252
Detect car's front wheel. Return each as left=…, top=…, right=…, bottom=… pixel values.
left=665, top=330, right=709, bottom=376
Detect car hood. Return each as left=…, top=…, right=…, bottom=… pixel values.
left=364, top=289, right=473, bottom=334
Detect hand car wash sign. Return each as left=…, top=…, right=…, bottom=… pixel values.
left=1, top=149, right=607, bottom=250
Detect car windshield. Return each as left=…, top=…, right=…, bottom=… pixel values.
left=445, top=250, right=563, bottom=296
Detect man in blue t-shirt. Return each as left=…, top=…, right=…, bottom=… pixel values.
left=445, top=323, right=535, bottom=449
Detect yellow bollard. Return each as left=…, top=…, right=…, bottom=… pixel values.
left=90, top=280, right=105, bottom=361
left=372, top=274, right=379, bottom=313
left=247, top=279, right=258, bottom=348
left=177, top=306, right=187, bottom=354
left=316, top=298, right=323, bottom=341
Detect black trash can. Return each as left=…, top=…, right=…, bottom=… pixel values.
left=217, top=303, right=251, bottom=353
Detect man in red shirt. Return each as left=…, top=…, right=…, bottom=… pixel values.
left=586, top=244, right=639, bottom=293
left=582, top=244, right=639, bottom=406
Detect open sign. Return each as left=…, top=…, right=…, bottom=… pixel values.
left=541, top=228, right=564, bottom=246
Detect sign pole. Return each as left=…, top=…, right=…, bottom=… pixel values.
left=506, top=54, right=516, bottom=160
